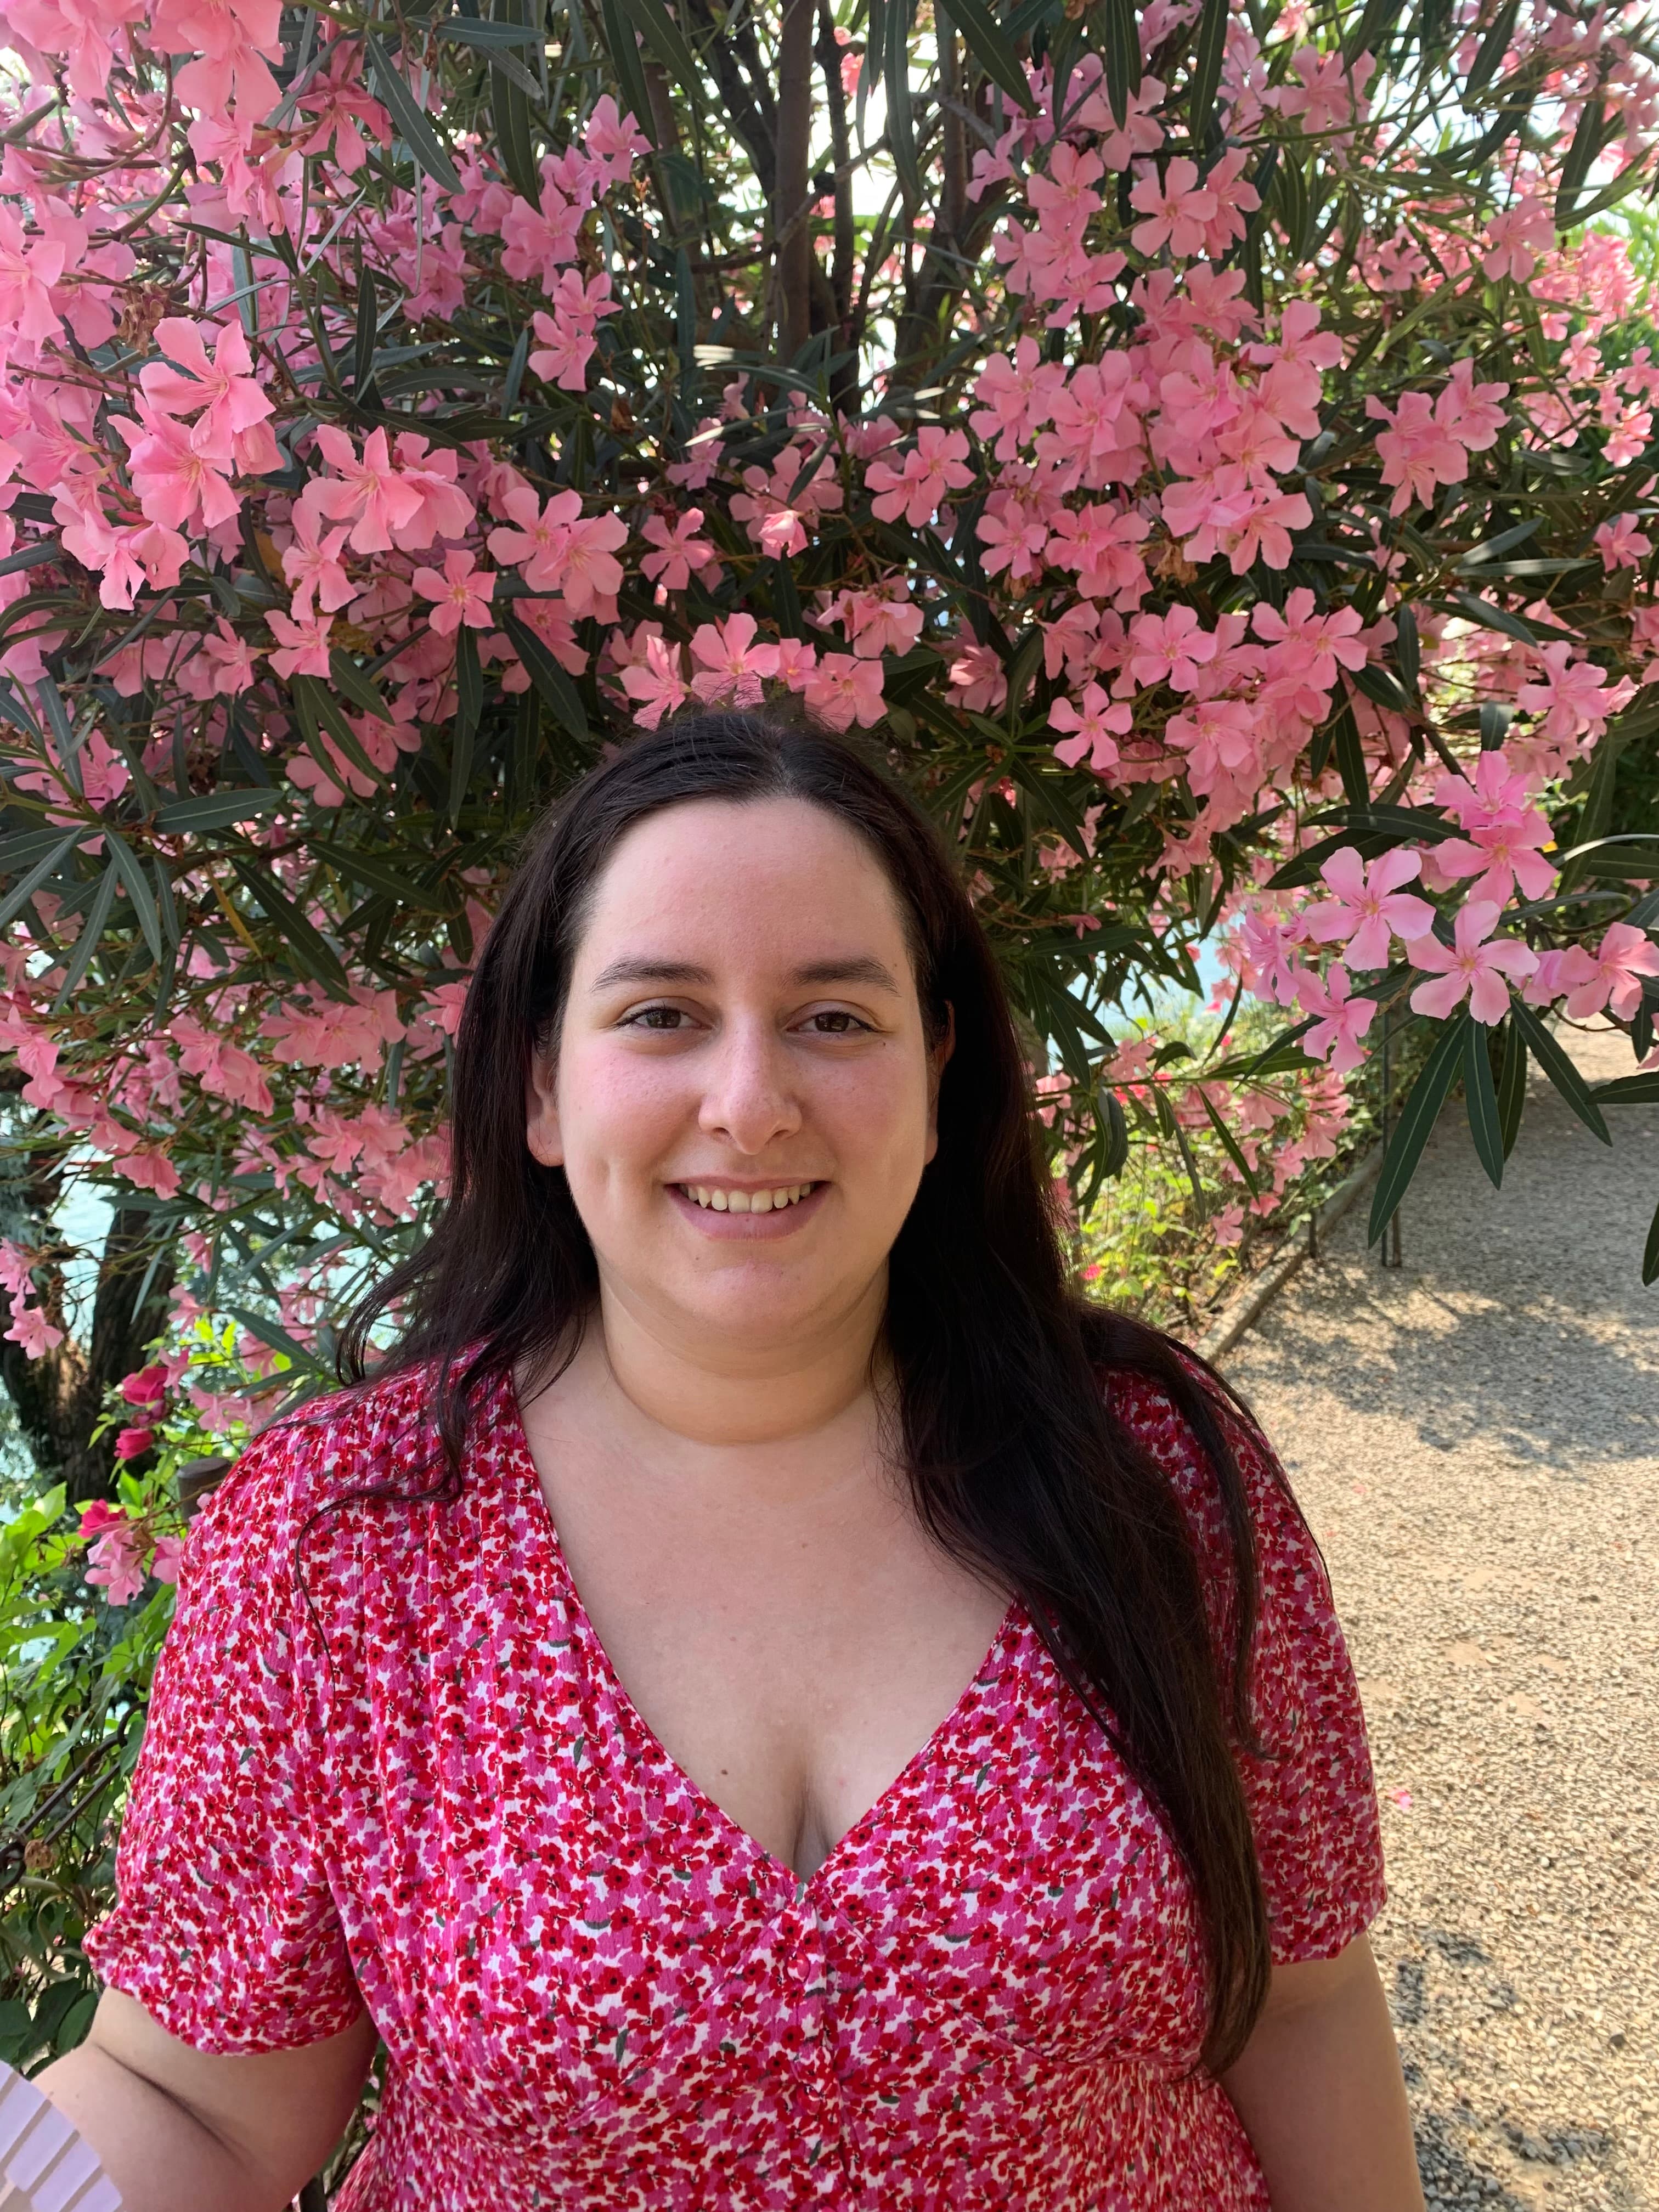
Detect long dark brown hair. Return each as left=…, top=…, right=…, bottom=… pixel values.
left=293, top=706, right=1299, bottom=2073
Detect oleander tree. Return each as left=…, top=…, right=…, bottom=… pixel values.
left=0, top=0, right=1656, bottom=1508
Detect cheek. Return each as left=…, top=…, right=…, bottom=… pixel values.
left=557, top=1047, right=692, bottom=1175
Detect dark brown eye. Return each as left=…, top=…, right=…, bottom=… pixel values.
left=626, top=1006, right=686, bottom=1030
left=805, top=1010, right=867, bottom=1034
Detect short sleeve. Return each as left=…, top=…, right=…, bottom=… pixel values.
left=1109, top=1372, right=1386, bottom=1967
left=82, top=1419, right=367, bottom=2052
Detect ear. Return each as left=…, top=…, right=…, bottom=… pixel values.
left=923, top=1001, right=956, bottom=1165
left=525, top=1045, right=565, bottom=1169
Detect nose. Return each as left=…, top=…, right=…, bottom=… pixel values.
left=696, top=1015, right=803, bottom=1154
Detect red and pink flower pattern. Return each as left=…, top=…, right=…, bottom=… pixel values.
left=84, top=1362, right=1384, bottom=2209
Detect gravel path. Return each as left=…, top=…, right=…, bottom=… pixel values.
left=1217, top=1020, right=1658, bottom=2212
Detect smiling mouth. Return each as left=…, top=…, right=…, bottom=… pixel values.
left=674, top=1182, right=821, bottom=1213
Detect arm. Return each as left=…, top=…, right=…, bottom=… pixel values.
left=32, top=1988, right=379, bottom=2212
left=1220, top=1935, right=1425, bottom=2212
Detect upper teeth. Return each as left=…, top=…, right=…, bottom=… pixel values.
left=681, top=1184, right=816, bottom=1212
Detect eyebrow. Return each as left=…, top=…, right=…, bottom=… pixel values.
left=589, top=955, right=902, bottom=993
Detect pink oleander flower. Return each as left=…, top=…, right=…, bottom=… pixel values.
left=414, top=549, right=496, bottom=634
left=969, top=335, right=1066, bottom=460
left=1128, top=157, right=1212, bottom=260
left=688, top=612, right=779, bottom=708
left=1365, top=389, right=1470, bottom=516
left=1595, top=514, right=1652, bottom=572
left=1434, top=804, right=1557, bottom=909
left=486, top=487, right=625, bottom=615
left=114, top=1425, right=154, bottom=1460
left=302, top=425, right=424, bottom=555
left=139, top=315, right=275, bottom=466
left=619, top=633, right=689, bottom=728
left=865, top=427, right=973, bottom=528
left=1409, top=902, right=1538, bottom=1024
left=0, top=206, right=66, bottom=351
left=804, top=652, right=884, bottom=733
left=1515, top=642, right=1617, bottom=740
left=281, top=504, right=356, bottom=618
left=1302, top=847, right=1436, bottom=970
left=266, top=608, right=335, bottom=680
left=1531, top=922, right=1659, bottom=1020
left=1296, top=963, right=1376, bottom=1073
left=1051, top=683, right=1130, bottom=775
left=946, top=641, right=1007, bottom=714
left=4, top=1302, right=63, bottom=1357
left=108, top=400, right=241, bottom=535
left=1481, top=196, right=1554, bottom=283
left=640, top=507, right=719, bottom=591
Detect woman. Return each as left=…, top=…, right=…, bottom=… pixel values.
left=43, top=710, right=1423, bottom=2211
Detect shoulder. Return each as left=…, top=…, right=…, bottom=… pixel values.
left=183, top=1360, right=454, bottom=1590
left=1102, top=1357, right=1331, bottom=1647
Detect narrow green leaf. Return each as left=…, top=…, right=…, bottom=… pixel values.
left=310, top=841, right=445, bottom=909
left=1593, top=1070, right=1659, bottom=1106
left=153, top=787, right=285, bottom=833
left=945, top=0, right=1036, bottom=112
left=501, top=608, right=589, bottom=740
left=0, top=825, right=81, bottom=873
left=1463, top=1017, right=1504, bottom=1188
left=1395, top=602, right=1420, bottom=696
left=0, top=537, right=61, bottom=579
left=228, top=856, right=351, bottom=992
left=1480, top=701, right=1511, bottom=750
left=1333, top=704, right=1369, bottom=808
left=1463, top=0, right=1519, bottom=103
left=599, top=0, right=658, bottom=146
left=1510, top=997, right=1612, bottom=1143
left=364, top=33, right=462, bottom=192
left=613, top=0, right=704, bottom=106
left=449, top=628, right=483, bottom=824
left=1496, top=1015, right=1527, bottom=1156
left=0, top=828, right=82, bottom=935
left=1555, top=94, right=1607, bottom=230
left=328, top=650, right=393, bottom=724
left=102, top=830, right=163, bottom=965
left=489, top=0, right=542, bottom=202
left=886, top=0, right=920, bottom=208
left=434, top=17, right=541, bottom=47
left=1453, top=591, right=1538, bottom=647
left=1197, top=1086, right=1261, bottom=1198
left=291, top=674, right=389, bottom=789
left=1369, top=1011, right=1469, bottom=1242
left=1098, top=1084, right=1130, bottom=1177
left=352, top=263, right=379, bottom=398
left=1645, top=1191, right=1659, bottom=1286
left=1186, top=0, right=1229, bottom=143
left=220, top=1304, right=329, bottom=1375
left=1102, top=0, right=1141, bottom=130
left=50, top=862, right=119, bottom=1014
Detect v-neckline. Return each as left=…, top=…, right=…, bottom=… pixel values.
left=495, top=1368, right=1024, bottom=1899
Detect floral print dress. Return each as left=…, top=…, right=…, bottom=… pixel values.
left=83, top=1359, right=1385, bottom=2209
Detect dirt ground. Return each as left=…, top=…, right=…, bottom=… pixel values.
left=1219, top=1022, right=1658, bottom=2212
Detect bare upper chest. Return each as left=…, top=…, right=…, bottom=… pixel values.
left=515, top=1404, right=1013, bottom=1883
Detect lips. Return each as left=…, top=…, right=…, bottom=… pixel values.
left=665, top=1179, right=830, bottom=1237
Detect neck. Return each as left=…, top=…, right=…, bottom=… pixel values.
left=588, top=1269, right=890, bottom=1449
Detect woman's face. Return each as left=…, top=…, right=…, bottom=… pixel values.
left=527, top=795, right=948, bottom=1362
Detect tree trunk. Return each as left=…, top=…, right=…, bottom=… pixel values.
left=0, top=1201, right=177, bottom=1505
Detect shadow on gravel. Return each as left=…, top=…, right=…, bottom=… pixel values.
left=1412, top=2096, right=1527, bottom=2210
left=1252, top=1288, right=1658, bottom=1471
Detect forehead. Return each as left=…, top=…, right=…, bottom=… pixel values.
left=574, top=797, right=914, bottom=969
